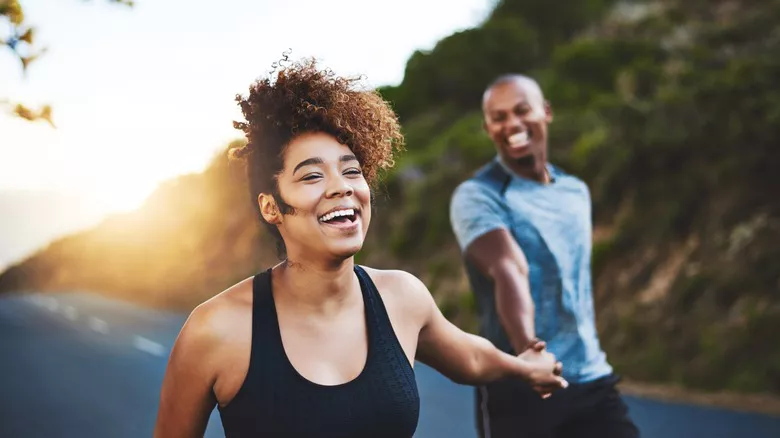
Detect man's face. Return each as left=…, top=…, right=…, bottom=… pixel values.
left=482, top=79, right=552, bottom=166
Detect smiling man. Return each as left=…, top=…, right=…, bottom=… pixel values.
left=449, top=74, right=640, bottom=437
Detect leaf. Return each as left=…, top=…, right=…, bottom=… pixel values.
left=12, top=103, right=36, bottom=121
left=0, top=0, right=25, bottom=25
left=10, top=103, right=56, bottom=128
left=19, top=47, right=47, bottom=72
left=39, top=105, right=55, bottom=128
left=19, top=27, right=33, bottom=44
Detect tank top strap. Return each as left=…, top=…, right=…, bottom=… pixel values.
left=353, top=265, right=384, bottom=334
left=353, top=265, right=412, bottom=372
left=252, top=269, right=273, bottom=325
left=244, top=269, right=280, bottom=388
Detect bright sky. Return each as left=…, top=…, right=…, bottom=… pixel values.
left=0, top=0, right=490, bottom=214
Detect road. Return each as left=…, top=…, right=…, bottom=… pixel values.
left=1, top=292, right=779, bottom=438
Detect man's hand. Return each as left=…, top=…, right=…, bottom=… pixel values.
left=522, top=340, right=563, bottom=375
left=517, top=341, right=567, bottom=398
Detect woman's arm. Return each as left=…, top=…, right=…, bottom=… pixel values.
left=153, top=304, right=222, bottom=438
left=407, top=274, right=567, bottom=396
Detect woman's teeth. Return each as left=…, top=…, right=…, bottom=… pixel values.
left=318, top=208, right=355, bottom=223
left=508, top=132, right=529, bottom=146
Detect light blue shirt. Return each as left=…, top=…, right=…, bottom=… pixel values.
left=450, top=157, right=612, bottom=383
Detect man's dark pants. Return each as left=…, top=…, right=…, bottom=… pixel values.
left=476, top=374, right=640, bottom=438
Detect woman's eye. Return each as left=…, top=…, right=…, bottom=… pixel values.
left=345, top=168, right=363, bottom=176
left=302, top=174, right=321, bottom=181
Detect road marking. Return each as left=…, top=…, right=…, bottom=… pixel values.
left=46, top=299, right=59, bottom=312
left=30, top=296, right=47, bottom=306
left=62, top=305, right=78, bottom=321
left=31, top=296, right=57, bottom=311
left=133, top=336, right=166, bottom=357
left=88, top=316, right=109, bottom=334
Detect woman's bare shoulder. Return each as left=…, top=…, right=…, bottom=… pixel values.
left=161, top=276, right=257, bottom=407
left=359, top=266, right=427, bottom=294
left=177, top=276, right=255, bottom=350
left=358, top=266, right=434, bottom=322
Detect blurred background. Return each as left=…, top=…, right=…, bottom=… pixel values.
left=1, top=0, right=779, bottom=437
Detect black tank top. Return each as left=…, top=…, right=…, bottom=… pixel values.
left=217, top=265, right=420, bottom=437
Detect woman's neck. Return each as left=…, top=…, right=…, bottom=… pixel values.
left=272, top=256, right=360, bottom=315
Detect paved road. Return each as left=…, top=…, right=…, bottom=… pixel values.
left=1, top=292, right=779, bottom=438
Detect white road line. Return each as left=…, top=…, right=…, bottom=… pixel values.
left=62, top=305, right=78, bottom=321
left=133, top=336, right=166, bottom=357
left=87, top=316, right=109, bottom=334
left=46, top=300, right=59, bottom=312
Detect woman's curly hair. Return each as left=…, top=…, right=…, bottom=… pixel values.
left=230, top=55, right=404, bottom=258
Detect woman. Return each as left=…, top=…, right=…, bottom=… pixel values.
left=153, top=57, right=567, bottom=438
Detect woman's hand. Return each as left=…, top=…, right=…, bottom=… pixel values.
left=517, top=341, right=568, bottom=398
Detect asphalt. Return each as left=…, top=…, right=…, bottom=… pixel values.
left=1, top=292, right=778, bottom=438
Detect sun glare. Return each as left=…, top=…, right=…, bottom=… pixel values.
left=93, top=178, right=160, bottom=214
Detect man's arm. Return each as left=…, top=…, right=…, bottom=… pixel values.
left=449, top=182, right=537, bottom=355
left=465, top=228, right=536, bottom=354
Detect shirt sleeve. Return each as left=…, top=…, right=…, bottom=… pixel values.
left=449, top=180, right=510, bottom=252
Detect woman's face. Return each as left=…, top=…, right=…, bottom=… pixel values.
left=261, top=132, right=371, bottom=263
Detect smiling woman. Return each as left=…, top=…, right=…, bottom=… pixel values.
left=257, top=131, right=372, bottom=262
left=229, top=56, right=403, bottom=259
left=153, top=56, right=567, bottom=438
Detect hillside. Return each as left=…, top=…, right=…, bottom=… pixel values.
left=2, top=0, right=778, bottom=395
left=0, top=142, right=280, bottom=310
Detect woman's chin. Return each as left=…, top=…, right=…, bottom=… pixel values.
left=328, top=241, right=364, bottom=259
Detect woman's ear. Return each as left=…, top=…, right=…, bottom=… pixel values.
left=258, top=193, right=282, bottom=224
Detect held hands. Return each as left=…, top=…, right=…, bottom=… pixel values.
left=517, top=340, right=568, bottom=398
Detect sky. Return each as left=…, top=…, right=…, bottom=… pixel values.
left=0, top=0, right=491, bottom=268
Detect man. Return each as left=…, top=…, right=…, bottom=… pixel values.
left=449, top=74, right=640, bottom=437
